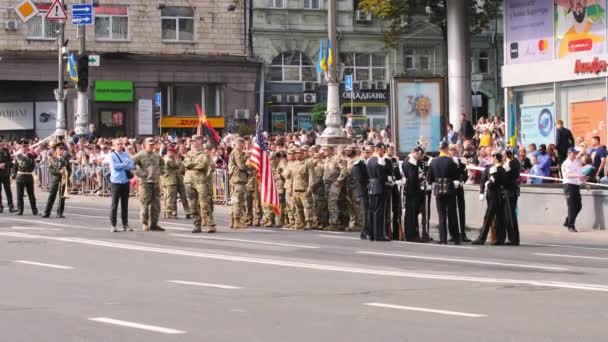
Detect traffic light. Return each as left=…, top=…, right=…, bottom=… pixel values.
left=76, top=54, right=89, bottom=92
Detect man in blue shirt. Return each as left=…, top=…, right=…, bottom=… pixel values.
left=537, top=144, right=552, bottom=178
left=108, top=139, right=134, bottom=232
left=590, top=136, right=606, bottom=179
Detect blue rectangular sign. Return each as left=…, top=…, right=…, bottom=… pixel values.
left=154, top=92, right=162, bottom=108
left=72, top=4, right=93, bottom=25
left=344, top=74, right=353, bottom=92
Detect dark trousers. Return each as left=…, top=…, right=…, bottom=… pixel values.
left=477, top=194, right=509, bottom=243
left=435, top=194, right=459, bottom=243
left=359, top=194, right=369, bottom=239
left=507, top=193, right=520, bottom=244
left=0, top=175, right=14, bottom=208
left=404, top=193, right=423, bottom=241
left=419, top=191, right=432, bottom=240
left=110, top=182, right=130, bottom=227
left=455, top=188, right=467, bottom=238
left=564, top=184, right=582, bottom=228
left=16, top=176, right=37, bottom=214
left=44, top=178, right=66, bottom=215
left=391, top=188, right=402, bottom=240
left=368, top=194, right=387, bottom=241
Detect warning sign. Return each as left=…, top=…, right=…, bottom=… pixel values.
left=45, top=0, right=68, bottom=21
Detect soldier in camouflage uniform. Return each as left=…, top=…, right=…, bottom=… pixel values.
left=281, top=149, right=296, bottom=228
left=184, top=136, right=214, bottom=233
left=175, top=147, right=191, bottom=219
left=133, top=138, right=165, bottom=231
left=311, top=152, right=328, bottom=228
left=204, top=143, right=216, bottom=227
left=162, top=147, right=180, bottom=219
left=0, top=137, right=15, bottom=213
left=12, top=140, right=38, bottom=216
left=345, top=145, right=365, bottom=231
left=42, top=143, right=71, bottom=218
left=288, top=148, right=314, bottom=229
left=273, top=151, right=288, bottom=227
left=228, top=138, right=248, bottom=229
left=336, top=145, right=350, bottom=227
left=245, top=159, right=262, bottom=226
left=322, top=146, right=347, bottom=230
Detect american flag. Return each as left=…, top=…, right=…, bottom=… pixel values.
left=248, top=126, right=280, bottom=216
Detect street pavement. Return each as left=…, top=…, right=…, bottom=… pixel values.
left=1, top=191, right=608, bottom=341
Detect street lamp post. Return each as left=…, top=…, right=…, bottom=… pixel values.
left=54, top=0, right=67, bottom=137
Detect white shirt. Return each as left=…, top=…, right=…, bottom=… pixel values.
left=561, top=158, right=583, bottom=186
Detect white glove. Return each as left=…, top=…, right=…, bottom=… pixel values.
left=490, top=166, right=497, bottom=175
left=452, top=157, right=459, bottom=164
left=460, top=157, right=467, bottom=165
left=490, top=176, right=495, bottom=183
left=479, top=194, right=485, bottom=201
left=503, top=163, right=511, bottom=172
left=378, top=157, right=386, bottom=166
left=453, top=181, right=460, bottom=188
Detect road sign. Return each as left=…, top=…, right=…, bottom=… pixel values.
left=88, top=54, right=100, bottom=67
left=471, top=73, right=483, bottom=94
left=154, top=92, right=162, bottom=108
left=72, top=4, right=93, bottom=25
left=45, top=0, right=67, bottom=21
left=14, top=0, right=39, bottom=23
left=472, top=94, right=483, bottom=108
left=344, top=74, right=353, bottom=92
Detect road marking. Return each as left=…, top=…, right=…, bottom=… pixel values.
left=318, top=234, right=360, bottom=240
left=2, top=232, right=608, bottom=292
left=89, top=317, right=185, bottom=335
left=318, top=235, right=477, bottom=249
left=358, top=251, right=569, bottom=271
left=363, top=303, right=487, bottom=318
left=14, top=260, right=73, bottom=269
left=167, top=280, right=241, bottom=289
left=535, top=253, right=608, bottom=261
left=11, top=226, right=61, bottom=231
left=525, top=243, right=608, bottom=252
left=2, top=218, right=103, bottom=230
left=170, top=234, right=320, bottom=249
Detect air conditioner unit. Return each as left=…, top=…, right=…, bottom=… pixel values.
left=5, top=20, right=18, bottom=31
left=269, top=94, right=282, bottom=103
left=303, top=93, right=317, bottom=104
left=375, top=80, right=387, bottom=90
left=234, top=109, right=250, bottom=119
left=287, top=95, right=299, bottom=103
left=359, top=80, right=371, bottom=90
left=355, top=10, right=372, bottom=23
left=302, top=81, right=317, bottom=92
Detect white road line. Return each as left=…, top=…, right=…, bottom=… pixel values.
left=2, top=232, right=608, bottom=292
left=170, top=234, right=320, bottom=249
left=11, top=226, right=61, bottom=231
left=2, top=218, right=103, bottom=230
left=363, top=303, right=487, bottom=318
left=318, top=235, right=477, bottom=250
left=318, top=234, right=360, bottom=240
left=167, top=280, right=241, bottom=289
left=535, top=253, right=608, bottom=261
left=13, top=260, right=73, bottom=269
left=358, top=251, right=569, bottom=271
left=89, top=317, right=185, bottom=335
left=525, top=243, right=608, bottom=252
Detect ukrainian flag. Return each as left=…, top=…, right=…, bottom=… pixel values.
left=316, top=39, right=325, bottom=74
left=508, top=102, right=518, bottom=155
left=327, top=39, right=333, bottom=69
left=67, top=53, right=78, bottom=82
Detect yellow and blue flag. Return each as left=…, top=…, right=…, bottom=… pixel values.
left=67, top=53, right=78, bottom=82
left=316, top=39, right=325, bottom=74
left=327, top=39, right=333, bottom=69
left=508, top=102, right=518, bottom=155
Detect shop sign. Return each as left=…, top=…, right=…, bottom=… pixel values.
left=0, top=102, right=34, bottom=130
left=342, top=91, right=387, bottom=102
left=574, top=57, right=608, bottom=75
left=95, top=80, right=134, bottom=102
left=159, top=117, right=225, bottom=129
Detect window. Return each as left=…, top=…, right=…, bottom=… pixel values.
left=340, top=53, right=386, bottom=82
left=204, top=85, right=222, bottom=117
left=26, top=4, right=59, bottom=40
left=404, top=49, right=414, bottom=70
left=161, top=7, right=194, bottom=42
left=479, top=50, right=490, bottom=74
left=268, top=52, right=317, bottom=82
left=95, top=6, right=129, bottom=41
left=304, top=0, right=320, bottom=9
left=404, top=48, right=433, bottom=71
left=168, top=84, right=222, bottom=117
left=272, top=0, right=286, bottom=8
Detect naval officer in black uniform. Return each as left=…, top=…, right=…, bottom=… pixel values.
left=427, top=141, right=460, bottom=244
left=449, top=145, right=471, bottom=242
left=402, top=145, right=425, bottom=242
left=366, top=142, right=389, bottom=241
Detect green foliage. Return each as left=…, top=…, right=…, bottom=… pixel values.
left=311, top=104, right=327, bottom=126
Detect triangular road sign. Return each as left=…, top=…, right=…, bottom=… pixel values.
left=45, top=0, right=67, bottom=21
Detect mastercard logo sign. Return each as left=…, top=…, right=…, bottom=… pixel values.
left=538, top=39, right=549, bottom=52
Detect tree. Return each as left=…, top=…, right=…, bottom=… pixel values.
left=311, top=104, right=327, bottom=129
left=359, top=0, right=502, bottom=47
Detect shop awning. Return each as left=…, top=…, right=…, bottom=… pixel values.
left=159, top=117, right=225, bottom=129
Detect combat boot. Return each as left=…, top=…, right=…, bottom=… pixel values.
left=8, top=206, right=16, bottom=213
left=207, top=227, right=216, bottom=233
left=263, top=221, right=274, bottom=228
left=233, top=221, right=248, bottom=229
left=323, top=224, right=341, bottom=231
left=192, top=227, right=202, bottom=233
left=142, top=224, right=150, bottom=231
left=303, top=221, right=315, bottom=230
left=230, top=217, right=234, bottom=228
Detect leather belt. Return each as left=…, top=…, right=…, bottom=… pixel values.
left=17, top=171, right=33, bottom=175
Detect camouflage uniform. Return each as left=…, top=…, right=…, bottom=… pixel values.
left=184, top=148, right=213, bottom=231
left=162, top=156, right=179, bottom=218
left=228, top=147, right=248, bottom=228
left=323, top=151, right=347, bottom=227
left=175, top=158, right=191, bottom=217
left=311, top=156, right=328, bottom=227
left=205, top=156, right=216, bottom=226
left=274, top=157, right=288, bottom=226
left=133, top=150, right=165, bottom=230
left=290, top=157, right=314, bottom=228
left=346, top=154, right=365, bottom=230
left=282, top=153, right=295, bottom=228
left=245, top=164, right=262, bottom=226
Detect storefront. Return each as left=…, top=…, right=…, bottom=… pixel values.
left=341, top=86, right=389, bottom=132
left=159, top=116, right=225, bottom=138
left=0, top=81, right=57, bottom=139
left=503, top=0, right=608, bottom=147
left=92, top=80, right=134, bottom=137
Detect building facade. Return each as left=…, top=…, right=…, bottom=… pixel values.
left=0, top=0, right=257, bottom=139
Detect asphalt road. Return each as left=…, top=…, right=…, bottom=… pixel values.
left=1, top=192, right=608, bottom=341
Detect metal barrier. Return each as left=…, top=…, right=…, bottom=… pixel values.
left=213, top=169, right=230, bottom=205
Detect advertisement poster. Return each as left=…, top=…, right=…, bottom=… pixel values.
left=0, top=102, right=34, bottom=130
left=298, top=113, right=312, bottom=131
left=505, top=0, right=554, bottom=64
left=271, top=112, right=287, bottom=133
left=395, top=80, right=442, bottom=153
left=520, top=103, right=556, bottom=147
left=138, top=99, right=153, bottom=136
left=555, top=0, right=606, bottom=59
left=35, top=101, right=57, bottom=139
left=570, top=99, right=606, bottom=145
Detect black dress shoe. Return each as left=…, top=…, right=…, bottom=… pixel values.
left=453, top=239, right=461, bottom=245
left=16, top=212, right=23, bottom=216
left=186, top=214, right=192, bottom=219
left=151, top=226, right=165, bottom=232
left=461, top=236, right=472, bottom=243
left=505, top=241, right=520, bottom=246
left=41, top=213, right=50, bottom=218
left=471, top=239, right=484, bottom=245
left=56, top=214, right=66, bottom=219
left=438, top=240, right=448, bottom=245
left=568, top=226, right=578, bottom=232
left=9, top=207, right=16, bottom=213
left=490, top=241, right=505, bottom=246
left=32, top=209, right=38, bottom=216
left=563, top=218, right=570, bottom=228
left=192, top=228, right=202, bottom=233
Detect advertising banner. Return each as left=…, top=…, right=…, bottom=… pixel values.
left=271, top=112, right=287, bottom=133
left=505, top=0, right=554, bottom=64
left=570, top=99, right=606, bottom=145
left=138, top=99, right=153, bottom=136
left=298, top=114, right=312, bottom=131
left=95, top=80, right=134, bottom=102
left=35, top=101, right=57, bottom=139
left=555, top=0, right=606, bottom=59
left=395, top=80, right=442, bottom=154
left=0, top=102, right=34, bottom=130
left=520, top=103, right=556, bottom=147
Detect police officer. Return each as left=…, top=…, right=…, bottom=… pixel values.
left=42, top=143, right=71, bottom=218
left=133, top=137, right=165, bottom=231
left=427, top=141, right=460, bottom=244
left=366, top=142, right=389, bottom=241
left=472, top=152, right=510, bottom=245
left=352, top=146, right=370, bottom=239
left=12, top=140, right=38, bottom=216
left=503, top=149, right=521, bottom=245
left=449, top=145, right=471, bottom=242
left=402, top=146, right=425, bottom=242
left=0, top=137, right=15, bottom=213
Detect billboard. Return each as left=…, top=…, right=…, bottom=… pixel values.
left=0, top=102, right=34, bottom=130
left=570, top=99, right=606, bottom=145
left=520, top=103, right=556, bottom=147
left=505, top=0, right=554, bottom=64
left=555, top=0, right=606, bottom=59
left=392, top=78, right=443, bottom=154
left=35, top=101, right=57, bottom=139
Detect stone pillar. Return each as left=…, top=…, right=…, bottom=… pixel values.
left=447, top=0, right=472, bottom=131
